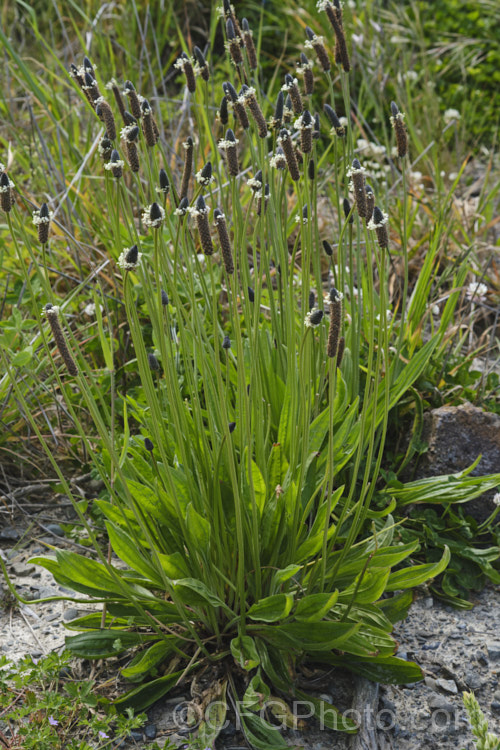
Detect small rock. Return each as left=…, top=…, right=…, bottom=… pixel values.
left=465, top=671, right=483, bottom=690
left=144, top=724, right=157, bottom=739
left=477, top=651, right=489, bottom=666
left=424, top=677, right=437, bottom=691
left=491, top=702, right=500, bottom=713
left=63, top=608, right=80, bottom=621
left=422, top=642, right=441, bottom=650
left=46, top=523, right=64, bottom=536
left=436, top=678, right=458, bottom=694
left=11, top=563, right=36, bottom=577
left=494, top=690, right=500, bottom=702
left=423, top=597, right=433, bottom=609
left=128, top=729, right=143, bottom=741
left=428, top=695, right=456, bottom=714
left=486, top=641, right=500, bottom=660
left=0, top=527, right=21, bottom=542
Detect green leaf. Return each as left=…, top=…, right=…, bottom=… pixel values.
left=254, top=639, right=290, bottom=691
left=271, top=564, right=302, bottom=588
left=63, top=613, right=130, bottom=630
left=380, top=466, right=500, bottom=507
left=172, top=578, right=232, bottom=614
left=259, top=621, right=361, bottom=652
left=277, top=381, right=293, bottom=458
left=157, top=551, right=190, bottom=579
left=317, top=654, right=423, bottom=685
left=267, top=442, right=288, bottom=494
left=185, top=503, right=211, bottom=549
left=121, top=640, right=174, bottom=682
left=249, top=458, right=267, bottom=516
left=113, top=668, right=195, bottom=712
left=30, top=552, right=125, bottom=598
left=338, top=569, right=390, bottom=605
left=294, top=591, right=339, bottom=622
left=238, top=712, right=289, bottom=750
left=65, top=630, right=155, bottom=659
left=294, top=689, right=359, bottom=732
left=231, top=635, right=260, bottom=671
left=105, top=522, right=163, bottom=587
left=11, top=347, right=33, bottom=367
left=376, top=590, right=413, bottom=624
left=247, top=594, right=294, bottom=623
left=385, top=546, right=451, bottom=591
left=107, top=600, right=181, bottom=624
left=242, top=670, right=271, bottom=711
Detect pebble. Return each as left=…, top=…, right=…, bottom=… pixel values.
left=491, top=701, right=500, bottom=713
left=0, top=527, right=21, bottom=542
left=12, top=563, right=36, bottom=577
left=128, top=729, right=143, bottom=741
left=477, top=651, right=489, bottom=666
left=436, top=679, right=458, bottom=694
left=428, top=695, right=456, bottom=714
left=144, top=724, right=157, bottom=739
left=465, top=670, right=483, bottom=690
left=63, top=608, right=80, bottom=621
left=46, top=524, right=64, bottom=536
left=486, top=641, right=500, bottom=660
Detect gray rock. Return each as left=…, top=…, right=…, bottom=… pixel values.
left=46, top=524, right=64, bottom=536
left=436, top=679, right=458, bottom=694
left=63, top=608, right=80, bottom=621
left=425, top=677, right=438, bottom=690
left=428, top=695, right=456, bottom=713
left=128, top=729, right=143, bottom=741
left=465, top=670, right=483, bottom=690
left=486, top=641, right=500, bottom=660
left=414, top=402, right=500, bottom=522
left=0, top=527, right=21, bottom=542
left=11, top=563, right=36, bottom=577
left=144, top=724, right=157, bottom=739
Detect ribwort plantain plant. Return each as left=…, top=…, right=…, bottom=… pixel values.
left=1, top=2, right=499, bottom=749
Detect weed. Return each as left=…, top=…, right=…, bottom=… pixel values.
left=0, top=0, right=499, bottom=748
